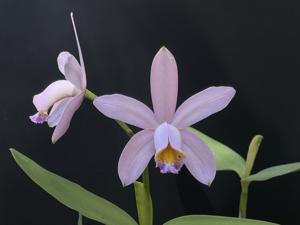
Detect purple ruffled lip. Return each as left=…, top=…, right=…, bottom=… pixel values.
left=156, top=161, right=183, bottom=174
left=29, top=112, right=48, bottom=124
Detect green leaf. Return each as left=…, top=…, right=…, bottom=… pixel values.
left=10, top=148, right=137, bottom=225
left=164, top=215, right=279, bottom=225
left=134, top=181, right=153, bottom=225
left=190, top=128, right=245, bottom=178
left=243, top=162, right=300, bottom=182
left=244, top=135, right=263, bottom=177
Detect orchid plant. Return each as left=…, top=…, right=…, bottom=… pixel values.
left=9, top=13, right=300, bottom=225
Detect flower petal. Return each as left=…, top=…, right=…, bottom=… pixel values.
left=150, top=47, right=178, bottom=123
left=93, top=94, right=158, bottom=129
left=118, top=130, right=155, bottom=186
left=48, top=97, right=72, bottom=127
left=172, top=86, right=236, bottom=128
left=71, top=12, right=87, bottom=89
left=167, top=123, right=182, bottom=151
left=51, top=93, right=84, bottom=143
left=154, top=122, right=182, bottom=153
left=181, top=129, right=216, bottom=185
left=33, top=80, right=80, bottom=112
left=153, top=122, right=169, bottom=152
left=57, top=52, right=84, bottom=89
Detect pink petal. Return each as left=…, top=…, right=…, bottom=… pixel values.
left=118, top=130, right=155, bottom=186
left=70, top=13, right=87, bottom=89
left=172, top=86, right=236, bottom=128
left=154, top=122, right=182, bottom=153
left=57, top=52, right=85, bottom=89
left=48, top=98, right=72, bottom=127
left=33, top=80, right=80, bottom=112
left=51, top=93, right=84, bottom=143
left=150, top=47, right=178, bottom=123
left=93, top=94, right=158, bottom=129
left=181, top=129, right=216, bottom=186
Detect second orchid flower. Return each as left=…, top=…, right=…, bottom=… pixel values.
left=30, top=13, right=86, bottom=143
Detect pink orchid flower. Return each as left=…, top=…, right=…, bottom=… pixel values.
left=30, top=13, right=86, bottom=143
left=93, top=47, right=236, bottom=186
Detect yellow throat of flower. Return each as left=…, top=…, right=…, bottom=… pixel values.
left=154, top=145, right=185, bottom=174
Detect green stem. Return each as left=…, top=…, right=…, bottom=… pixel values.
left=84, top=89, right=97, bottom=101
left=116, top=120, right=134, bottom=138
left=77, top=213, right=83, bottom=225
left=239, top=181, right=249, bottom=218
left=84, top=88, right=153, bottom=225
left=84, top=89, right=134, bottom=138
left=142, top=167, right=150, bottom=193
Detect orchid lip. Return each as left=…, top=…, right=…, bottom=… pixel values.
left=32, top=80, right=80, bottom=113
left=154, top=144, right=185, bottom=174
left=29, top=111, right=48, bottom=124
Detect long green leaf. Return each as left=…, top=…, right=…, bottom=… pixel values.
left=190, top=128, right=245, bottom=178
left=243, top=162, right=300, bottom=182
left=164, top=215, right=279, bottom=225
left=10, top=148, right=137, bottom=225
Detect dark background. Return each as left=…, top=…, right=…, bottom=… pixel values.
left=1, top=0, right=299, bottom=225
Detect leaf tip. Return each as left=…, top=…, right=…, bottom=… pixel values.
left=9, top=148, right=17, bottom=156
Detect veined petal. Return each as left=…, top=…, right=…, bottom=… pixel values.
left=71, top=12, right=87, bottom=89
left=57, top=52, right=84, bottom=89
left=172, top=86, right=236, bottom=128
left=51, top=93, right=84, bottom=143
left=151, top=47, right=178, bottom=123
left=118, top=130, right=155, bottom=186
left=48, top=97, right=72, bottom=127
left=33, top=80, right=80, bottom=112
left=93, top=94, right=158, bottom=129
left=181, top=129, right=216, bottom=186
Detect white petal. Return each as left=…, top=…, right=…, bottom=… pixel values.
left=154, top=122, right=182, bottom=153
left=33, top=80, right=80, bottom=112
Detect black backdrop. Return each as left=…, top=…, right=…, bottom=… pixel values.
left=1, top=1, right=300, bottom=225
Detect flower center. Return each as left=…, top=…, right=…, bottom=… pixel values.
left=154, top=145, right=185, bottom=174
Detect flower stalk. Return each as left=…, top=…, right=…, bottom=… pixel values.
left=84, top=88, right=152, bottom=225
left=84, top=89, right=97, bottom=101
left=239, top=180, right=249, bottom=218
left=77, top=213, right=83, bottom=225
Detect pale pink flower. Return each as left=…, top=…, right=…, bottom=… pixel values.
left=30, top=13, right=86, bottom=143
left=94, top=47, right=236, bottom=186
